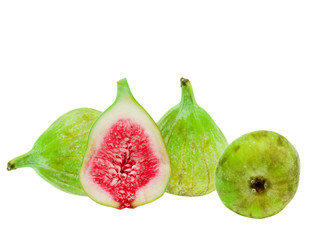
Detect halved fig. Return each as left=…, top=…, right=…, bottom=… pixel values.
left=80, top=79, right=171, bottom=209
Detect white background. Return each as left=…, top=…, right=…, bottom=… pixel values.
left=0, top=1, right=319, bottom=239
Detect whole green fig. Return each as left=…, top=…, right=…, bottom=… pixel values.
left=158, top=78, right=228, bottom=196
left=215, top=130, right=300, bottom=218
left=7, top=108, right=101, bottom=195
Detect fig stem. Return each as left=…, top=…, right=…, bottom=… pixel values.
left=7, top=151, right=33, bottom=171
left=116, top=78, right=134, bottom=101
left=180, top=78, right=197, bottom=105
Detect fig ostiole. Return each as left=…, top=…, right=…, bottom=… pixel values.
left=215, top=130, right=300, bottom=219
left=7, top=108, right=102, bottom=196
left=157, top=78, right=228, bottom=196
left=80, top=78, right=171, bottom=209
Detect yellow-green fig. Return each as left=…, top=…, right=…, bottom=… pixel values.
left=157, top=78, right=228, bottom=196
left=7, top=108, right=101, bottom=195
left=215, top=130, right=300, bottom=218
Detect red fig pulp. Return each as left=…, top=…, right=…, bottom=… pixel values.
left=80, top=79, right=170, bottom=209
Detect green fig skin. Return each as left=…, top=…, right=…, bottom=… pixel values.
left=215, top=131, right=300, bottom=219
left=7, top=108, right=101, bottom=196
left=157, top=78, right=228, bottom=196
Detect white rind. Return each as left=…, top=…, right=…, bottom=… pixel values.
left=80, top=97, right=171, bottom=208
left=80, top=169, right=121, bottom=208
left=132, top=159, right=170, bottom=207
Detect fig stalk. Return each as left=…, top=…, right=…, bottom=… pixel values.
left=8, top=152, right=34, bottom=170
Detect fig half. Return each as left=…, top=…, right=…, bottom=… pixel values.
left=80, top=79, right=171, bottom=209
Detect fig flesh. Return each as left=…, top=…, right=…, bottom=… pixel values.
left=157, top=78, right=228, bottom=196
left=215, top=130, right=300, bottom=218
left=80, top=79, right=170, bottom=209
left=7, top=108, right=101, bottom=195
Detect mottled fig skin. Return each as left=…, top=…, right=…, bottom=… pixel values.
left=7, top=108, right=101, bottom=195
left=215, top=130, right=300, bottom=219
left=158, top=78, right=228, bottom=196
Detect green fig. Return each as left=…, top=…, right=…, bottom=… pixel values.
left=80, top=79, right=171, bottom=209
left=215, top=130, right=300, bottom=218
left=7, top=108, right=101, bottom=195
left=157, top=78, right=228, bottom=196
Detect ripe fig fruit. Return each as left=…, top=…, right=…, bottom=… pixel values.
left=7, top=108, right=102, bottom=195
left=157, top=78, right=228, bottom=196
left=80, top=79, right=171, bottom=209
left=215, top=130, right=300, bottom=219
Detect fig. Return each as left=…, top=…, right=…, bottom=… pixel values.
left=80, top=78, right=171, bottom=209
left=215, top=130, right=300, bottom=219
left=157, top=78, right=228, bottom=196
left=7, top=108, right=101, bottom=196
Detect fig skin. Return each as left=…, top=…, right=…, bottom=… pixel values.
left=7, top=108, right=101, bottom=195
left=158, top=78, right=228, bottom=196
left=215, top=130, right=300, bottom=219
